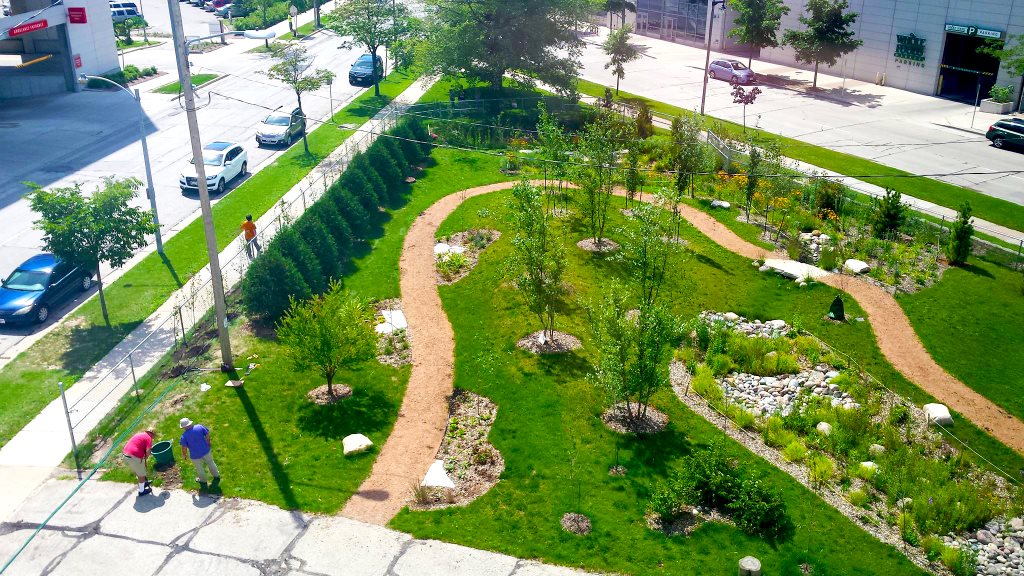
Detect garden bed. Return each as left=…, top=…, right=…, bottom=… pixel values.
left=434, top=228, right=501, bottom=284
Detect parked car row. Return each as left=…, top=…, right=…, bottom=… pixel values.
left=110, top=1, right=140, bottom=22
left=179, top=0, right=232, bottom=16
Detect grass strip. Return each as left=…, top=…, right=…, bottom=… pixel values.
left=153, top=73, right=219, bottom=94
left=0, top=71, right=418, bottom=449
left=577, top=79, right=1024, bottom=234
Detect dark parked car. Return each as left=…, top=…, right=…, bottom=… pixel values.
left=0, top=254, right=93, bottom=326
left=708, top=59, right=756, bottom=85
left=349, top=53, right=383, bottom=86
left=986, top=119, right=1024, bottom=150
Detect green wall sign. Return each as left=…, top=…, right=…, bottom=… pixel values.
left=895, top=33, right=926, bottom=67
left=944, top=23, right=1004, bottom=40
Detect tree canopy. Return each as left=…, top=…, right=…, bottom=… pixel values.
left=781, top=0, right=862, bottom=88
left=421, top=0, right=591, bottom=95
left=979, top=34, right=1024, bottom=78
left=603, top=24, right=642, bottom=94
left=727, top=0, right=790, bottom=66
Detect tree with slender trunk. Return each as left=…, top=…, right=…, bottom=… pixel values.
left=508, top=180, right=569, bottom=342
left=325, top=0, right=413, bottom=96
left=603, top=0, right=635, bottom=30
left=264, top=44, right=335, bottom=154
left=572, top=109, right=632, bottom=246
left=731, top=84, right=762, bottom=132
left=603, top=24, right=641, bottom=94
left=727, top=0, right=790, bottom=68
left=28, top=177, right=155, bottom=328
left=276, top=281, right=377, bottom=398
left=619, top=202, right=679, bottom=307
left=782, top=0, right=862, bottom=88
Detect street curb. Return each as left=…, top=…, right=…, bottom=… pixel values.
left=167, top=73, right=230, bottom=100
left=119, top=40, right=166, bottom=54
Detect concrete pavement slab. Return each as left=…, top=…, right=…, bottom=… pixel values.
left=189, top=500, right=307, bottom=561
left=155, top=550, right=261, bottom=576
left=48, top=533, right=169, bottom=576
left=6, top=479, right=127, bottom=530
left=0, top=528, right=82, bottom=576
left=0, top=466, right=54, bottom=523
left=100, top=488, right=219, bottom=545
left=512, top=562, right=597, bottom=576
left=392, top=539, right=518, bottom=576
left=289, top=515, right=411, bottom=576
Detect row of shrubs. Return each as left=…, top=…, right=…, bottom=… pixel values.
left=241, top=117, right=432, bottom=321
left=649, top=443, right=792, bottom=541
left=88, top=65, right=158, bottom=88
left=230, top=0, right=312, bottom=31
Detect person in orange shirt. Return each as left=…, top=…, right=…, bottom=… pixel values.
left=241, top=214, right=261, bottom=259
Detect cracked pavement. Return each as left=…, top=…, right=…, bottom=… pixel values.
left=0, top=480, right=599, bottom=576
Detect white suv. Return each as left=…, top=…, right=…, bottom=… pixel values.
left=179, top=141, right=247, bottom=195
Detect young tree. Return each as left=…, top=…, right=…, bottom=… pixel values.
left=727, top=0, right=790, bottom=67
left=743, top=144, right=762, bottom=221
left=535, top=103, right=572, bottom=210
left=421, top=0, right=591, bottom=95
left=870, top=188, right=908, bottom=239
left=618, top=202, right=679, bottom=306
left=586, top=282, right=677, bottom=427
left=622, top=146, right=646, bottom=205
left=946, top=202, right=974, bottom=266
left=603, top=25, right=641, bottom=94
left=755, top=140, right=792, bottom=236
left=264, top=45, right=335, bottom=154
left=28, top=177, right=155, bottom=327
left=325, top=0, right=413, bottom=96
left=634, top=99, right=654, bottom=139
left=669, top=113, right=707, bottom=217
left=508, top=180, right=569, bottom=342
left=731, top=84, right=762, bottom=132
left=781, top=0, right=862, bottom=88
left=573, top=109, right=632, bottom=246
left=276, top=282, right=377, bottom=398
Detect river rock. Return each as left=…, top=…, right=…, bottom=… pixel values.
left=844, top=258, right=870, bottom=274
left=923, top=403, right=954, bottom=426
left=977, top=530, right=995, bottom=544
left=868, top=443, right=886, bottom=456
left=816, top=422, right=833, bottom=436
left=1010, top=518, right=1024, bottom=531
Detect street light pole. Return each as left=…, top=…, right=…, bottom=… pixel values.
left=80, top=75, right=163, bottom=254
left=699, top=0, right=726, bottom=116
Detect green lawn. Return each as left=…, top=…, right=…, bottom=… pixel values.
left=116, top=39, right=161, bottom=50
left=576, top=79, right=1024, bottom=234
left=153, top=73, right=219, bottom=94
left=0, top=71, right=418, bottom=450
left=390, top=189, right=927, bottom=575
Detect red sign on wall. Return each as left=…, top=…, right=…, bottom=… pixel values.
left=68, top=7, right=88, bottom=24
left=74, top=54, right=83, bottom=68
left=8, top=19, right=48, bottom=37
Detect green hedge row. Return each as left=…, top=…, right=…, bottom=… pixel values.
left=241, top=117, right=432, bottom=321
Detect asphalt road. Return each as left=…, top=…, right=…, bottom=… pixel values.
left=0, top=13, right=367, bottom=359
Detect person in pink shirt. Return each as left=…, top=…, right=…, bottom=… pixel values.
left=123, top=430, right=155, bottom=496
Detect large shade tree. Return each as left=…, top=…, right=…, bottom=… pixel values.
left=727, top=0, right=790, bottom=67
left=421, top=0, right=591, bottom=95
left=325, top=0, right=415, bottom=96
left=28, top=177, right=155, bottom=327
left=781, top=0, right=862, bottom=88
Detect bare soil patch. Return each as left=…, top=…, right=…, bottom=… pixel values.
left=576, top=238, right=620, bottom=253
left=601, top=402, right=668, bottom=434
left=516, top=330, right=582, bottom=354
left=306, top=384, right=353, bottom=405
left=561, top=512, right=592, bottom=535
left=409, top=389, right=504, bottom=510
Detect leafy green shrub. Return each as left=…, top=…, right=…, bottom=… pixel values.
left=707, top=353, right=733, bottom=376
left=786, top=235, right=803, bottom=261
left=436, top=252, right=470, bottom=281
left=921, top=535, right=944, bottom=562
left=295, top=215, right=341, bottom=281
left=848, top=488, right=869, bottom=507
left=870, top=188, right=907, bottom=239
left=910, top=478, right=1001, bottom=535
left=781, top=440, right=807, bottom=462
left=733, top=408, right=756, bottom=430
left=818, top=247, right=837, bottom=270
left=308, top=201, right=353, bottom=258
left=856, top=462, right=877, bottom=481
left=763, top=416, right=798, bottom=449
left=275, top=226, right=326, bottom=294
left=945, top=202, right=973, bottom=266
left=328, top=187, right=372, bottom=237
left=793, top=336, right=823, bottom=363
left=366, top=145, right=404, bottom=192
left=232, top=2, right=290, bottom=31
left=989, top=84, right=1013, bottom=103
left=691, top=365, right=722, bottom=403
left=728, top=477, right=791, bottom=541
left=143, top=66, right=158, bottom=76
left=808, top=453, right=835, bottom=486
left=241, top=249, right=310, bottom=321
left=941, top=545, right=977, bottom=576
left=887, top=403, right=909, bottom=426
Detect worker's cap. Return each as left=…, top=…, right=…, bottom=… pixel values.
left=179, top=417, right=193, bottom=428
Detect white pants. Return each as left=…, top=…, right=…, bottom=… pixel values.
left=191, top=452, right=220, bottom=483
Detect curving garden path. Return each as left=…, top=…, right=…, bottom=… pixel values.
left=344, top=181, right=1021, bottom=526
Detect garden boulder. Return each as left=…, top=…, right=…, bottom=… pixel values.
left=738, top=556, right=761, bottom=576
left=815, top=421, right=832, bottom=436
left=844, top=259, right=870, bottom=274
left=342, top=433, right=373, bottom=455
left=923, top=403, right=954, bottom=426
left=1010, top=517, right=1024, bottom=531
left=422, top=459, right=456, bottom=489
left=976, top=529, right=995, bottom=544
left=710, top=200, right=731, bottom=209
left=868, top=443, right=886, bottom=456
left=859, top=461, right=878, bottom=475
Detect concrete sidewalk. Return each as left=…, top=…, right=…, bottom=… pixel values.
left=0, top=76, right=433, bottom=524
left=0, top=479, right=596, bottom=576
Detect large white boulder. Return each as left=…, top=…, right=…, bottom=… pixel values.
left=859, top=461, right=878, bottom=476
left=375, top=310, right=408, bottom=334
left=422, top=459, right=456, bottom=489
left=923, top=403, right=953, bottom=426
left=343, top=434, right=373, bottom=455
left=710, top=200, right=731, bottom=209
left=723, top=312, right=740, bottom=322
left=815, top=421, right=833, bottom=436
left=766, top=319, right=787, bottom=331
left=844, top=259, right=870, bottom=274
left=433, top=243, right=452, bottom=256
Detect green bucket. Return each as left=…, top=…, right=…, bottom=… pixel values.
left=151, top=440, right=175, bottom=468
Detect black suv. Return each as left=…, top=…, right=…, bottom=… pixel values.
left=349, top=53, right=383, bottom=86
left=986, top=118, right=1024, bottom=150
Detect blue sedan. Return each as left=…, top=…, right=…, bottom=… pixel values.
left=0, top=254, right=94, bottom=326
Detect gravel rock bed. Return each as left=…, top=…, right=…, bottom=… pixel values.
left=435, top=229, right=501, bottom=285
left=601, top=402, right=668, bottom=434
left=561, top=512, right=592, bottom=535
left=699, top=311, right=791, bottom=337
left=669, top=362, right=940, bottom=575
left=954, top=519, right=1024, bottom=575
left=516, top=330, right=582, bottom=354
left=375, top=299, right=412, bottom=367
left=577, top=238, right=620, bottom=253
left=721, top=370, right=860, bottom=416
left=412, top=389, right=504, bottom=510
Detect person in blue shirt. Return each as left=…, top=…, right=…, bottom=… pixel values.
left=179, top=417, right=220, bottom=486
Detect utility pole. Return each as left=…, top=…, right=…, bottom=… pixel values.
left=700, top=0, right=726, bottom=116
left=166, top=0, right=234, bottom=371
